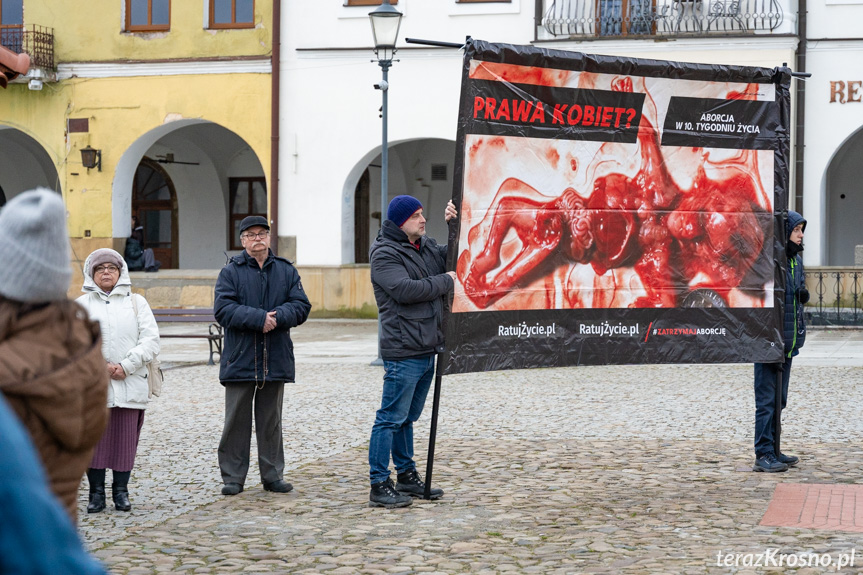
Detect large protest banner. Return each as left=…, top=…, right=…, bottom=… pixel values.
left=443, top=41, right=792, bottom=374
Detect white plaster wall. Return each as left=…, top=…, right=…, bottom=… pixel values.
left=802, top=46, right=863, bottom=266
left=281, top=1, right=797, bottom=265
left=281, top=48, right=465, bottom=265
left=807, top=0, right=863, bottom=39
left=297, top=1, right=532, bottom=50
left=281, top=0, right=531, bottom=266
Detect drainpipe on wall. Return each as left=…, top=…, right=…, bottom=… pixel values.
left=270, top=0, right=281, bottom=255
left=794, top=0, right=806, bottom=215
left=534, top=0, right=543, bottom=42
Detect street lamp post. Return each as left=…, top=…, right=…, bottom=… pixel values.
left=369, top=0, right=403, bottom=366
left=369, top=0, right=403, bottom=232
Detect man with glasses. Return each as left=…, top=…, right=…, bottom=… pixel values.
left=214, top=215, right=311, bottom=496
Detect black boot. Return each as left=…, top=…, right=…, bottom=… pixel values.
left=112, top=471, right=132, bottom=511
left=86, top=468, right=106, bottom=513
left=396, top=468, right=444, bottom=500
left=369, top=478, right=412, bottom=509
left=753, top=453, right=788, bottom=473
left=778, top=452, right=799, bottom=467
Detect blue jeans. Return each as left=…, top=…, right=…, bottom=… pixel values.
left=368, top=355, right=435, bottom=485
left=754, top=357, right=792, bottom=457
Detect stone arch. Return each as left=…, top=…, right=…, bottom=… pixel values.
left=114, top=120, right=266, bottom=268
left=824, top=124, right=863, bottom=265
left=0, top=125, right=61, bottom=200
left=341, top=138, right=456, bottom=264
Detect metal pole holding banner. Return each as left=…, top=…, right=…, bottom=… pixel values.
left=423, top=354, right=445, bottom=499
left=403, top=34, right=470, bottom=498
left=774, top=363, right=783, bottom=457
left=405, top=37, right=468, bottom=49
left=422, top=209, right=460, bottom=500
left=773, top=210, right=788, bottom=459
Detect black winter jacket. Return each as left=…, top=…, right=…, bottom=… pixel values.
left=784, top=210, right=807, bottom=357
left=370, top=220, right=453, bottom=360
left=214, top=250, right=311, bottom=384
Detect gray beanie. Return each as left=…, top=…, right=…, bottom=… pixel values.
left=0, top=188, right=72, bottom=303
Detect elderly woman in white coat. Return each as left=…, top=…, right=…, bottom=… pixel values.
left=76, top=248, right=160, bottom=513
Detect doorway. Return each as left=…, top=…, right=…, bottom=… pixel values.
left=826, top=127, right=863, bottom=265
left=132, top=158, right=178, bottom=269
left=354, top=169, right=371, bottom=263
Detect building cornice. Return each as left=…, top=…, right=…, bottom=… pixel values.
left=293, top=36, right=799, bottom=59
left=807, top=39, right=863, bottom=51
left=57, top=56, right=271, bottom=79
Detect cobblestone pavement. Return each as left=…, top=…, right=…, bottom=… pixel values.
left=78, top=322, right=863, bottom=574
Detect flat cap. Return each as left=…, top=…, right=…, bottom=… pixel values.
left=239, top=215, right=270, bottom=234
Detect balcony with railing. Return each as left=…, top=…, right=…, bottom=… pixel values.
left=0, top=25, right=54, bottom=76
left=540, top=0, right=788, bottom=39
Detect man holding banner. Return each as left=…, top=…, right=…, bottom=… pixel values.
left=753, top=211, right=808, bottom=473
left=367, top=195, right=457, bottom=509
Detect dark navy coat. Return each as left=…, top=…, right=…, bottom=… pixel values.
left=370, top=220, right=453, bottom=360
left=214, top=250, right=311, bottom=384
left=784, top=210, right=807, bottom=357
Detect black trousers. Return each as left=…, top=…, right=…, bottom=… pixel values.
left=753, top=357, right=792, bottom=457
left=218, top=381, right=285, bottom=485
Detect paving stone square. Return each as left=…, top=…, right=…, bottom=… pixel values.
left=761, top=484, right=863, bottom=533
left=76, top=321, right=863, bottom=574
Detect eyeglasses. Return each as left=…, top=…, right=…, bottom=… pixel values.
left=94, top=265, right=120, bottom=274
left=242, top=231, right=270, bottom=240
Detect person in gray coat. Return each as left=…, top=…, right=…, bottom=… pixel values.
left=367, top=195, right=457, bottom=508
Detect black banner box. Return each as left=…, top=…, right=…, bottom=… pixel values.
left=443, top=40, right=792, bottom=375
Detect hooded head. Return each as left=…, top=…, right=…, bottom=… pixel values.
left=0, top=188, right=72, bottom=303
left=786, top=210, right=807, bottom=257
left=88, top=248, right=124, bottom=278
left=81, top=248, right=132, bottom=296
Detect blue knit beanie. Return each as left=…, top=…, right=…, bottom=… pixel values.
left=387, top=195, right=422, bottom=227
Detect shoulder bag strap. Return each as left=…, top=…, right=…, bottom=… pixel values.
left=131, top=293, right=141, bottom=337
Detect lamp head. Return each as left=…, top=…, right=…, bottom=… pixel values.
left=81, top=145, right=102, bottom=171
left=369, top=0, right=403, bottom=61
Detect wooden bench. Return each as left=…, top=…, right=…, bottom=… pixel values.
left=153, top=308, right=223, bottom=366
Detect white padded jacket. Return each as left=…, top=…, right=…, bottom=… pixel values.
left=76, top=250, right=160, bottom=410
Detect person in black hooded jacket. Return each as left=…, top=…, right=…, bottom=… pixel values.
left=753, top=210, right=808, bottom=473
left=367, top=195, right=457, bottom=508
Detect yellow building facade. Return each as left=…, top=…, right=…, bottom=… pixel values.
left=1, top=0, right=274, bottom=299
